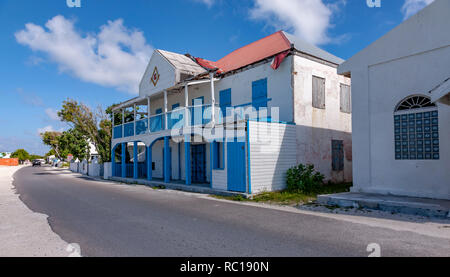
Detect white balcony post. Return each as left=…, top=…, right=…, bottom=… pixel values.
left=122, top=109, right=125, bottom=136
left=133, top=104, right=137, bottom=135
left=164, top=90, right=168, bottom=130
left=184, top=84, right=189, bottom=127
left=147, top=96, right=151, bottom=133
left=209, top=72, right=216, bottom=125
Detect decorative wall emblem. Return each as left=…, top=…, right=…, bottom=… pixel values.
left=151, top=66, right=160, bottom=86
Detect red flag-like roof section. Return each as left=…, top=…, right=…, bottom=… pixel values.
left=196, top=31, right=292, bottom=74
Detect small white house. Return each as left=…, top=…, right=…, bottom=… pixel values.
left=110, top=31, right=352, bottom=194
left=338, top=0, right=450, bottom=200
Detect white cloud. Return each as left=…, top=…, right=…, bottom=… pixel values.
left=249, top=0, right=346, bottom=45
left=401, top=0, right=434, bottom=20
left=194, top=0, right=215, bottom=7
left=37, top=125, right=63, bottom=136
left=45, top=108, right=60, bottom=121
left=15, top=15, right=153, bottom=94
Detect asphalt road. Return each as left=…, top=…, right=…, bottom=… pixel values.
left=13, top=166, right=450, bottom=257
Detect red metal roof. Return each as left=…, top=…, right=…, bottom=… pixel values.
left=196, top=31, right=291, bottom=74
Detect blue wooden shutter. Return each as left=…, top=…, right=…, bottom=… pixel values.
left=252, top=78, right=268, bottom=110
left=219, top=89, right=232, bottom=118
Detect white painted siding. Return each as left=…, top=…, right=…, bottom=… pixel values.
left=212, top=142, right=227, bottom=191
left=249, top=121, right=297, bottom=193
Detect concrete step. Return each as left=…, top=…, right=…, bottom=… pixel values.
left=317, top=192, right=450, bottom=218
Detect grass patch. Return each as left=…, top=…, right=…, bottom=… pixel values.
left=151, top=185, right=166, bottom=190
left=212, top=182, right=352, bottom=206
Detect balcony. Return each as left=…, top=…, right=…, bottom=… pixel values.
left=112, top=104, right=218, bottom=139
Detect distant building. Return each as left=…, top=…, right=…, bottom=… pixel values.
left=338, top=0, right=449, bottom=200
left=0, top=152, right=12, bottom=159
left=110, top=31, right=352, bottom=194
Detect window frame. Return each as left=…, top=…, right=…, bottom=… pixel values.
left=340, top=83, right=351, bottom=114
left=393, top=95, right=439, bottom=161
left=312, top=75, right=326, bottom=109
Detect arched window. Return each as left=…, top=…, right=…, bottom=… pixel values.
left=395, top=95, right=436, bottom=111
left=394, top=95, right=439, bottom=160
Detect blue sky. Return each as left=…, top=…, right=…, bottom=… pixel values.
left=0, top=0, right=434, bottom=155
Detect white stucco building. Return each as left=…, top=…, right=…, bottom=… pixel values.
left=338, top=0, right=450, bottom=200
left=110, top=31, right=352, bottom=194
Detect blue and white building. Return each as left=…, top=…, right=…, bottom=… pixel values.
left=110, top=31, right=352, bottom=194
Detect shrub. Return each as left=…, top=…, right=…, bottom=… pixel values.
left=286, top=164, right=324, bottom=193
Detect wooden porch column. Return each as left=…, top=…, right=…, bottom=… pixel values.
left=111, top=144, right=115, bottom=177
left=121, top=142, right=126, bottom=178
left=133, top=104, right=137, bottom=136
left=184, top=135, right=191, bottom=185
left=184, top=85, right=190, bottom=127
left=147, top=96, right=151, bottom=133
left=209, top=72, right=216, bottom=125
left=122, top=109, right=125, bottom=138
left=164, top=137, right=170, bottom=183
left=164, top=90, right=168, bottom=130
left=133, top=141, right=138, bottom=179
left=147, top=146, right=152, bottom=181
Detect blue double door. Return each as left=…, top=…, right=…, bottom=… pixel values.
left=191, top=144, right=207, bottom=183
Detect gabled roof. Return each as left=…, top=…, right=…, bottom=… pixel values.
left=157, top=49, right=206, bottom=76
left=282, top=31, right=344, bottom=65
left=196, top=31, right=344, bottom=74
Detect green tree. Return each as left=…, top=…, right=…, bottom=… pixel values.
left=11, top=149, right=30, bottom=162
left=29, top=154, right=43, bottom=160
left=58, top=99, right=112, bottom=163
left=58, top=129, right=90, bottom=161
left=41, top=131, right=63, bottom=158
left=44, top=149, right=56, bottom=158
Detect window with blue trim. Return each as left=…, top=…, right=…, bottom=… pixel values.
left=394, top=95, right=439, bottom=160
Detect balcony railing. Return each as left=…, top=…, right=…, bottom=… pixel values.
left=112, top=104, right=254, bottom=139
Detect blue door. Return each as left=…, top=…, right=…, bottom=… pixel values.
left=227, top=141, right=246, bottom=192
left=191, top=144, right=206, bottom=183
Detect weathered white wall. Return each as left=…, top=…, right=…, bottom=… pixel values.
left=69, top=162, right=79, bottom=173
left=338, top=0, right=450, bottom=200
left=103, top=162, right=112, bottom=179
left=357, top=47, right=450, bottom=199
left=249, top=121, right=297, bottom=193
left=88, top=162, right=103, bottom=177
left=292, top=55, right=352, bottom=182
left=140, top=51, right=176, bottom=97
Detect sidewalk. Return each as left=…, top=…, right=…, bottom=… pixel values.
left=318, top=192, right=450, bottom=218
left=0, top=166, right=70, bottom=257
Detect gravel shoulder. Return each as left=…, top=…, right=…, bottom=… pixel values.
left=0, top=166, right=70, bottom=257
